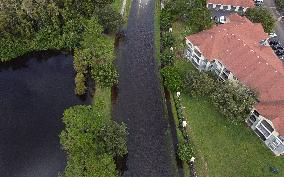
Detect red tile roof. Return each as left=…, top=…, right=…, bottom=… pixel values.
left=207, top=0, right=255, bottom=8
left=186, top=14, right=284, bottom=136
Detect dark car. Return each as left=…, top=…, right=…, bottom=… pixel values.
left=277, top=46, right=284, bottom=50
left=269, top=40, right=279, bottom=46
left=275, top=49, right=284, bottom=56
left=271, top=45, right=279, bottom=50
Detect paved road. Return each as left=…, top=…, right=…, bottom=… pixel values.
left=113, top=0, right=177, bottom=176
left=263, top=0, right=284, bottom=44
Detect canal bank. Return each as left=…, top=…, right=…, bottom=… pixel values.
left=113, top=0, right=178, bottom=176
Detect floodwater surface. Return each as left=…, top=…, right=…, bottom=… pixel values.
left=113, top=0, right=177, bottom=176
left=0, top=51, right=91, bottom=177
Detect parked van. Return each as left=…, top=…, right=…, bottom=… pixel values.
left=255, top=0, right=263, bottom=6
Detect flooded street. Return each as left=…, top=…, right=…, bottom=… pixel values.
left=0, top=51, right=91, bottom=177
left=113, top=0, right=177, bottom=176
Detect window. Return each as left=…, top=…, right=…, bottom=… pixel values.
left=223, top=5, right=228, bottom=10
left=256, top=123, right=271, bottom=139
left=254, top=129, right=266, bottom=141
left=194, top=48, right=202, bottom=57
left=261, top=120, right=274, bottom=132
left=253, top=110, right=260, bottom=117
left=187, top=42, right=193, bottom=48
left=272, top=138, right=281, bottom=147
left=249, top=115, right=257, bottom=122
left=268, top=143, right=276, bottom=150
left=194, top=55, right=200, bottom=63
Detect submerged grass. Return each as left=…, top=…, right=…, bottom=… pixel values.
left=181, top=95, right=284, bottom=177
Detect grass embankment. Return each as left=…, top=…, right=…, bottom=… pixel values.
left=155, top=0, right=179, bottom=176
left=92, top=87, right=111, bottom=116
left=113, top=0, right=132, bottom=26
left=155, top=0, right=161, bottom=65
left=170, top=93, right=191, bottom=177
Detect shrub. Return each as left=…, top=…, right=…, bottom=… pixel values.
left=161, top=32, right=175, bottom=49
left=178, top=142, right=194, bottom=162
left=75, top=72, right=87, bottom=95
left=160, top=49, right=174, bottom=66
left=161, top=66, right=183, bottom=92
left=91, top=63, right=118, bottom=88
left=160, top=10, right=173, bottom=31
left=275, top=0, right=284, bottom=10
left=183, top=71, right=216, bottom=97
left=210, top=81, right=257, bottom=123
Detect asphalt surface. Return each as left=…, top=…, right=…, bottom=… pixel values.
left=0, top=51, right=91, bottom=177
left=263, top=0, right=284, bottom=45
left=113, top=0, right=177, bottom=176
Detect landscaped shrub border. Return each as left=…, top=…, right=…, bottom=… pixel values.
left=173, top=93, right=197, bottom=177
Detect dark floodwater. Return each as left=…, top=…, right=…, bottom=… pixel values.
left=113, top=0, right=177, bottom=176
left=0, top=51, right=91, bottom=177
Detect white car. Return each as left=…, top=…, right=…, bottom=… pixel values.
left=269, top=33, right=277, bottom=38
left=218, top=16, right=227, bottom=24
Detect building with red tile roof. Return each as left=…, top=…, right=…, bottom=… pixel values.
left=185, top=14, right=284, bottom=156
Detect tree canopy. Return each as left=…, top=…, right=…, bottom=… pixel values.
left=60, top=103, right=127, bottom=177
left=0, top=0, right=122, bottom=94
left=245, top=7, right=275, bottom=33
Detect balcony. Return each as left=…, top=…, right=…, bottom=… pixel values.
left=256, top=121, right=273, bottom=139
left=192, top=60, right=200, bottom=68
left=220, top=72, right=229, bottom=80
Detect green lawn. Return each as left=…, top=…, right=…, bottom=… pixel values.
left=112, top=0, right=122, bottom=13
left=92, top=87, right=111, bottom=119
left=180, top=95, right=284, bottom=177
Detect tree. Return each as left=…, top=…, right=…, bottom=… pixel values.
left=161, top=66, right=183, bottom=92
left=97, top=122, right=128, bottom=157
left=183, top=71, right=216, bottom=97
left=98, top=5, right=123, bottom=33
left=81, top=18, right=114, bottom=62
left=210, top=81, right=257, bottom=123
left=245, top=7, right=275, bottom=33
left=91, top=62, right=118, bottom=88
left=60, top=104, right=127, bottom=177
left=187, top=8, right=213, bottom=33
left=275, top=0, right=284, bottom=10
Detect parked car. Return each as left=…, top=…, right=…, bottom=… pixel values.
left=269, top=40, right=279, bottom=46
left=275, top=49, right=284, bottom=56
left=255, top=0, right=263, bottom=6
left=277, top=46, right=284, bottom=50
left=213, top=16, right=228, bottom=24
left=271, top=44, right=279, bottom=50
left=269, top=33, right=277, bottom=38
